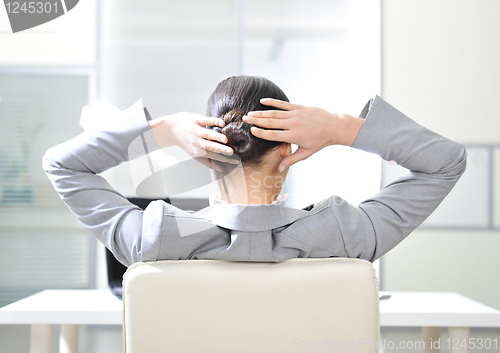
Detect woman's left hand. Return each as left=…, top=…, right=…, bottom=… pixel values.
left=243, top=98, right=363, bottom=172
left=149, top=112, right=238, bottom=172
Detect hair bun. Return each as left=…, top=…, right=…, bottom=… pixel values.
left=219, top=109, right=253, bottom=161
left=208, top=109, right=244, bottom=134
left=223, top=109, right=245, bottom=124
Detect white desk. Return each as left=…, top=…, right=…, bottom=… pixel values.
left=379, top=292, right=500, bottom=353
left=0, top=290, right=122, bottom=353
left=1, top=290, right=500, bottom=353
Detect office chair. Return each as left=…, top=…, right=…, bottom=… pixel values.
left=122, top=258, right=380, bottom=353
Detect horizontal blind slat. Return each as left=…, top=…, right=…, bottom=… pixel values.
left=0, top=74, right=90, bottom=306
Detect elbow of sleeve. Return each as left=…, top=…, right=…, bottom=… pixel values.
left=440, top=142, right=467, bottom=179
left=41, top=148, right=55, bottom=173
left=42, top=145, right=69, bottom=174
left=455, top=144, right=467, bottom=177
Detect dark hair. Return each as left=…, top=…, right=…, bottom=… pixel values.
left=206, top=75, right=289, bottom=168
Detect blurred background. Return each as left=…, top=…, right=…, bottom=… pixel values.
left=1, top=0, right=499, bottom=352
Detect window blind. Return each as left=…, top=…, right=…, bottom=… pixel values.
left=0, top=74, right=89, bottom=306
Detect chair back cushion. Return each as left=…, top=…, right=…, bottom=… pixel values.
left=123, top=258, right=380, bottom=353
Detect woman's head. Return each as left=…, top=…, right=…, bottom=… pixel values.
left=207, top=76, right=289, bottom=168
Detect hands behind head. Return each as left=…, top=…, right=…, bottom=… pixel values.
left=148, top=100, right=364, bottom=174
left=243, top=99, right=364, bottom=173
left=148, top=112, right=239, bottom=172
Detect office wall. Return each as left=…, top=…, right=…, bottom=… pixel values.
left=381, top=0, right=500, bottom=310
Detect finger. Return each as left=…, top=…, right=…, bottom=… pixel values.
left=243, top=115, right=291, bottom=130
left=277, top=148, right=312, bottom=172
left=197, top=126, right=228, bottom=144
left=246, top=110, right=290, bottom=119
left=195, top=142, right=239, bottom=164
left=197, top=116, right=225, bottom=128
left=250, top=126, right=291, bottom=143
left=260, top=98, right=297, bottom=111
left=198, top=138, right=234, bottom=156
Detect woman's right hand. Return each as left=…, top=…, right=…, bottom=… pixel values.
left=149, top=112, right=238, bottom=172
left=243, top=98, right=364, bottom=172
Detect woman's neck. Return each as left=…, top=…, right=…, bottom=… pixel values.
left=216, top=166, right=285, bottom=205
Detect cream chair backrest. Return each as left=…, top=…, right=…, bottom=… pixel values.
left=123, top=258, right=380, bottom=353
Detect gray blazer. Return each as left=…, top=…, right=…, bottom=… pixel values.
left=42, top=96, right=466, bottom=266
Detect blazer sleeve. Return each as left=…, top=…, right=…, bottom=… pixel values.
left=42, top=100, right=158, bottom=266
left=339, top=96, right=467, bottom=261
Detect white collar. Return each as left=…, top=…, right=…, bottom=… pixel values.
left=192, top=193, right=308, bottom=232
left=208, top=192, right=289, bottom=207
